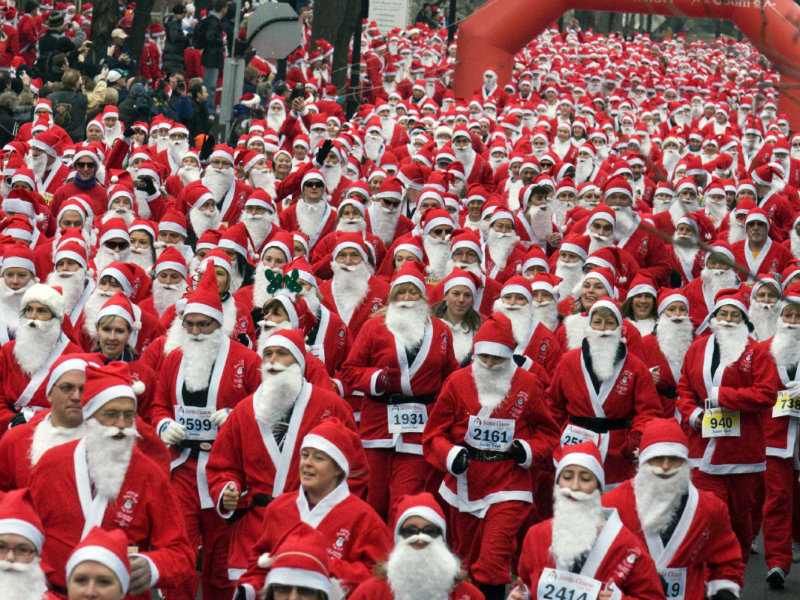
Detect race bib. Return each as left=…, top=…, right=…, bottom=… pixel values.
left=560, top=424, right=600, bottom=448
left=773, top=391, right=800, bottom=419
left=702, top=407, right=740, bottom=438
left=174, top=405, right=217, bottom=441
left=537, top=568, right=601, bottom=600
left=658, top=567, right=686, bottom=600
left=41, top=192, right=53, bottom=205
left=387, top=403, right=427, bottom=434
left=465, top=415, right=515, bottom=452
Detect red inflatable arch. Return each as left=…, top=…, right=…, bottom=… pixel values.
left=454, top=0, right=800, bottom=131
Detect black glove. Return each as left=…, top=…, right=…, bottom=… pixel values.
left=711, top=591, right=737, bottom=600
left=9, top=412, right=27, bottom=428
left=513, top=354, right=527, bottom=368
left=199, top=134, right=215, bottom=161
left=510, top=439, right=527, bottom=465
left=123, top=126, right=135, bottom=139
left=315, top=139, right=333, bottom=166
left=233, top=586, right=247, bottom=600
left=451, top=448, right=469, bottom=475
left=142, top=177, right=157, bottom=195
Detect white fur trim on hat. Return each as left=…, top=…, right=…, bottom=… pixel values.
left=301, top=433, right=350, bottom=476
left=473, top=340, right=514, bottom=359
left=22, top=283, right=65, bottom=320
left=555, top=452, right=605, bottom=489
left=263, top=333, right=306, bottom=371
left=393, top=506, right=447, bottom=541
left=638, top=441, right=689, bottom=465
left=444, top=276, right=477, bottom=298
left=82, top=384, right=137, bottom=419
left=0, top=518, right=44, bottom=553
left=67, top=546, right=130, bottom=595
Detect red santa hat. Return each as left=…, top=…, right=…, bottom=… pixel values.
left=521, top=245, right=549, bottom=274
left=284, top=259, right=318, bottom=290
left=559, top=234, right=590, bottom=261
left=300, top=417, right=361, bottom=477
left=2, top=188, right=47, bottom=223
left=66, top=527, right=131, bottom=595
left=656, top=288, right=689, bottom=316
left=301, top=168, right=324, bottom=187
left=98, top=218, right=130, bottom=247
left=46, top=354, right=90, bottom=396
left=219, top=222, right=257, bottom=262
left=421, top=207, right=455, bottom=237
left=581, top=267, right=616, bottom=299
left=0, top=242, right=35, bottom=275
left=711, top=288, right=748, bottom=317
left=602, top=176, right=633, bottom=201
left=375, top=176, right=405, bottom=201
left=201, top=248, right=233, bottom=278
left=54, top=239, right=89, bottom=271
left=262, top=232, right=295, bottom=263
left=95, top=291, right=141, bottom=332
left=555, top=440, right=606, bottom=489
left=589, top=296, right=622, bottom=326
left=99, top=262, right=139, bottom=297
left=262, top=329, right=306, bottom=370
left=500, top=275, right=533, bottom=304
left=21, top=283, right=64, bottom=321
left=154, top=246, right=188, bottom=278
left=185, top=266, right=224, bottom=325
left=391, top=260, right=427, bottom=295
left=392, top=492, right=447, bottom=542
left=246, top=189, right=276, bottom=213
left=638, top=418, right=689, bottom=464
left=30, top=129, right=63, bottom=158
left=157, top=209, right=188, bottom=239
left=258, top=522, right=331, bottom=595
left=81, top=361, right=141, bottom=419
left=704, top=241, right=735, bottom=266
left=473, top=312, right=516, bottom=359
left=2, top=214, right=35, bottom=243
left=332, top=232, right=369, bottom=264
left=744, top=207, right=770, bottom=230
left=530, top=273, right=562, bottom=301
left=128, top=219, right=156, bottom=242
left=0, top=489, right=45, bottom=554
left=209, top=144, right=235, bottom=165
left=751, top=164, right=777, bottom=187
left=442, top=268, right=481, bottom=299
left=586, top=204, right=616, bottom=229
left=626, top=273, right=657, bottom=300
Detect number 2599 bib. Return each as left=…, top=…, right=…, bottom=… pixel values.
left=537, top=568, right=601, bottom=600
left=465, top=415, right=515, bottom=452
left=174, top=405, right=217, bottom=440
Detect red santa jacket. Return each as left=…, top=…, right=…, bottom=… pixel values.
left=51, top=180, right=108, bottom=219
left=481, top=241, right=526, bottom=283
left=639, top=333, right=687, bottom=418
left=319, top=275, right=390, bottom=334
left=237, top=484, right=391, bottom=595
left=603, top=480, right=744, bottom=600
left=351, top=574, right=483, bottom=600
left=306, top=305, right=351, bottom=376
left=279, top=200, right=338, bottom=250
left=311, top=229, right=387, bottom=280
left=547, top=344, right=662, bottom=484
left=731, top=237, right=793, bottom=280
left=423, top=366, right=559, bottom=513
left=341, top=314, right=459, bottom=454
left=38, top=162, right=70, bottom=204
left=676, top=334, right=777, bottom=473
left=764, top=340, right=800, bottom=466
left=516, top=318, right=563, bottom=374
left=219, top=180, right=254, bottom=226
left=365, top=204, right=415, bottom=246
left=557, top=313, right=646, bottom=362
left=204, top=382, right=360, bottom=574
left=28, top=439, right=195, bottom=595
left=615, top=214, right=671, bottom=286
left=517, top=510, right=665, bottom=600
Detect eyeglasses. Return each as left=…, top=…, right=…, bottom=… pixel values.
left=304, top=181, right=324, bottom=188
left=104, top=241, right=129, bottom=251
left=75, top=161, right=96, bottom=169
left=97, top=409, right=136, bottom=423
left=399, top=525, right=442, bottom=538
left=0, top=542, right=36, bottom=558
left=55, top=383, right=84, bottom=395
left=183, top=318, right=215, bottom=332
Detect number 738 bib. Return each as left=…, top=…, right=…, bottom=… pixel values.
left=537, top=568, right=601, bottom=600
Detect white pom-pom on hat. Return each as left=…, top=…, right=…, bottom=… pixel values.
left=131, top=380, right=145, bottom=395
left=257, top=553, right=274, bottom=569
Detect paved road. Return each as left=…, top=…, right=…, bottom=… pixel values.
left=742, top=537, right=799, bottom=600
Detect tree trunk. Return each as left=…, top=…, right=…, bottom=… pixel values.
left=89, top=0, right=120, bottom=49
left=310, top=0, right=361, bottom=92
left=127, top=0, right=156, bottom=76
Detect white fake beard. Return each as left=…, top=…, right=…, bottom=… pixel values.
left=336, top=217, right=366, bottom=233
left=26, top=151, right=48, bottom=182
left=700, top=267, right=737, bottom=300
left=163, top=315, right=188, bottom=356
left=300, top=288, right=321, bottom=316
left=296, top=198, right=326, bottom=238
left=771, top=320, right=800, bottom=367
left=169, top=139, right=189, bottom=165
left=575, top=158, right=594, bottom=184
left=240, top=212, right=273, bottom=247
left=585, top=326, right=622, bottom=381
left=370, top=204, right=400, bottom=246
left=471, top=354, right=515, bottom=410
left=84, top=419, right=138, bottom=500
left=255, top=320, right=292, bottom=356
left=662, top=149, right=681, bottom=177
left=486, top=229, right=518, bottom=269
left=386, top=535, right=462, bottom=600
left=364, top=136, right=383, bottom=162
left=792, top=148, right=800, bottom=161
left=102, top=206, right=135, bottom=228
left=128, top=247, right=154, bottom=271
left=156, top=136, right=170, bottom=153
left=652, top=198, right=672, bottom=215
left=551, top=487, right=604, bottom=568
left=380, top=117, right=394, bottom=141
left=322, top=162, right=342, bottom=193
left=555, top=259, right=583, bottom=299
left=202, top=167, right=235, bottom=202
left=448, top=321, right=474, bottom=364
left=705, top=199, right=728, bottom=223
left=189, top=205, right=222, bottom=237
left=673, top=236, right=699, bottom=270
left=0, top=279, right=33, bottom=334
left=529, top=204, right=555, bottom=242
left=446, top=260, right=482, bottom=278
left=267, top=111, right=285, bottom=131
left=178, top=165, right=201, bottom=185
left=532, top=300, right=559, bottom=331
left=254, top=362, right=303, bottom=426
left=710, top=318, right=750, bottom=367
left=749, top=301, right=778, bottom=341
left=331, top=262, right=371, bottom=315
left=611, top=206, right=635, bottom=241
left=656, top=314, right=693, bottom=366
left=182, top=329, right=223, bottom=392
left=309, top=131, right=327, bottom=152
left=492, top=299, right=532, bottom=346
left=250, top=169, right=277, bottom=197
left=133, top=190, right=152, bottom=219
left=0, top=558, right=48, bottom=600
left=46, top=269, right=86, bottom=315
left=453, top=147, right=475, bottom=174
left=386, top=300, right=429, bottom=352
left=82, top=289, right=115, bottom=339
left=633, top=317, right=655, bottom=336
left=595, top=146, right=609, bottom=162
left=229, top=265, right=244, bottom=294
left=669, top=199, right=699, bottom=226
left=552, top=138, right=572, bottom=160
left=14, top=318, right=62, bottom=375
left=93, top=246, right=130, bottom=275
left=103, top=123, right=123, bottom=148
left=423, top=236, right=451, bottom=281
left=788, top=231, right=800, bottom=262
left=152, top=280, right=186, bottom=317
left=588, top=233, right=612, bottom=254
left=489, top=156, right=505, bottom=170
left=727, top=220, right=746, bottom=244
left=634, top=462, right=691, bottom=534
left=30, top=417, right=85, bottom=465
left=506, top=180, right=523, bottom=212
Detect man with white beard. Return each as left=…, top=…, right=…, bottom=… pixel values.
left=139, top=247, right=188, bottom=319
left=182, top=182, right=223, bottom=240
left=574, top=144, right=600, bottom=185
left=512, top=442, right=664, bottom=600
left=653, top=177, right=700, bottom=234
left=239, top=192, right=281, bottom=255
left=366, top=177, right=414, bottom=247
left=420, top=207, right=455, bottom=282
left=28, top=361, right=195, bottom=597
left=363, top=122, right=387, bottom=163
left=0, top=490, right=49, bottom=600
left=154, top=209, right=194, bottom=263
left=151, top=266, right=262, bottom=600
left=682, top=244, right=739, bottom=331
left=266, top=97, right=286, bottom=132
left=451, top=126, right=493, bottom=187
left=101, top=104, right=124, bottom=148
left=603, top=418, right=745, bottom=600
left=529, top=273, right=562, bottom=332
left=423, top=313, right=559, bottom=600
left=350, top=493, right=483, bottom=600
left=740, top=119, right=764, bottom=171
left=45, top=240, right=93, bottom=325
left=205, top=328, right=358, bottom=584
left=27, top=129, right=70, bottom=201
left=517, top=184, right=558, bottom=251
left=174, top=153, right=203, bottom=189
left=676, top=289, right=777, bottom=563
left=660, top=137, right=684, bottom=181
left=278, top=167, right=337, bottom=251
left=749, top=278, right=781, bottom=341
left=492, top=276, right=562, bottom=374
left=0, top=243, right=37, bottom=344
left=731, top=207, right=794, bottom=280
left=102, top=185, right=137, bottom=227
left=200, top=145, right=253, bottom=226
left=93, top=217, right=131, bottom=275
left=703, top=182, right=729, bottom=229
left=482, top=209, right=524, bottom=282
left=161, top=123, right=191, bottom=175
left=240, top=152, right=278, bottom=199
left=585, top=205, right=615, bottom=255
left=0, top=284, right=83, bottom=430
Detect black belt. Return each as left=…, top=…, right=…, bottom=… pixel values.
left=569, top=415, right=631, bottom=433
left=662, top=386, right=677, bottom=398
left=179, top=438, right=214, bottom=458
left=465, top=445, right=513, bottom=462
left=373, top=393, right=437, bottom=405
left=226, top=493, right=273, bottom=525
left=48, top=581, right=68, bottom=596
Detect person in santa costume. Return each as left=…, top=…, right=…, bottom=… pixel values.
left=730, top=208, right=793, bottom=280
left=510, top=441, right=664, bottom=600
left=28, top=361, right=194, bottom=599
left=761, top=283, right=800, bottom=588
left=65, top=526, right=131, bottom=600
left=349, top=492, right=484, bottom=600
left=341, top=260, right=458, bottom=519
left=481, top=208, right=525, bottom=284
left=235, top=418, right=390, bottom=599
left=430, top=268, right=484, bottom=366
left=366, top=176, right=415, bottom=248
left=676, top=288, right=777, bottom=562
left=201, top=144, right=253, bottom=226
left=0, top=489, right=49, bottom=600
left=205, top=328, right=361, bottom=583
left=150, top=266, right=262, bottom=600
left=0, top=283, right=83, bottom=431
left=548, top=298, right=662, bottom=486
left=278, top=165, right=338, bottom=251
left=44, top=239, right=94, bottom=328
left=748, top=276, right=781, bottom=342
left=423, top=313, right=559, bottom=599
left=603, top=418, right=744, bottom=600
left=681, top=242, right=740, bottom=333
left=137, top=246, right=188, bottom=322
left=0, top=242, right=37, bottom=344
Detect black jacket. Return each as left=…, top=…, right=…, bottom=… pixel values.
left=163, top=15, right=187, bottom=74
left=194, top=13, right=225, bottom=69
left=45, top=88, right=88, bottom=142
left=0, top=104, right=18, bottom=146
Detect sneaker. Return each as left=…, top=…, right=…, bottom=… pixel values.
left=793, top=541, right=800, bottom=563
left=767, top=566, right=786, bottom=589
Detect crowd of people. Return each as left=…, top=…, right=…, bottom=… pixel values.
left=0, top=2, right=797, bottom=600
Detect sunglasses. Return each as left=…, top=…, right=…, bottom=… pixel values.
left=382, top=199, right=401, bottom=208
left=105, top=241, right=129, bottom=251
left=399, top=525, right=442, bottom=539
left=304, top=181, right=324, bottom=188
left=75, top=161, right=95, bottom=169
